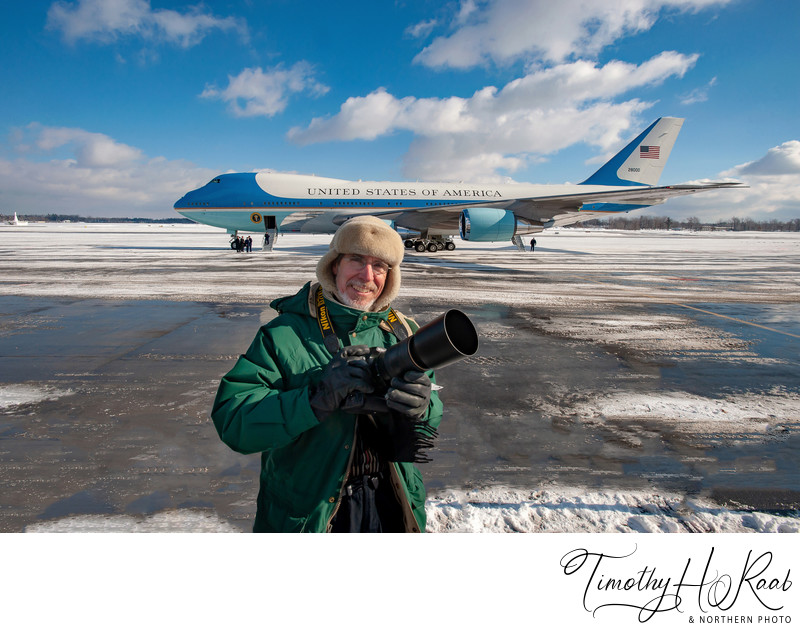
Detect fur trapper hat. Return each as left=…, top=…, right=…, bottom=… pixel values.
left=316, top=215, right=405, bottom=311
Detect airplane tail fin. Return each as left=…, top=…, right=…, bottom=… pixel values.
left=580, top=117, right=684, bottom=187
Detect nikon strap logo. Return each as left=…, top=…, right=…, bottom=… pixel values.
left=315, top=286, right=340, bottom=354
left=385, top=308, right=409, bottom=341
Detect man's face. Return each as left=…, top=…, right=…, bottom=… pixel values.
left=332, top=253, right=389, bottom=310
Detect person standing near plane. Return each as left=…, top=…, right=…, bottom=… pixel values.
left=530, top=237, right=536, bottom=252
left=211, top=216, right=443, bottom=532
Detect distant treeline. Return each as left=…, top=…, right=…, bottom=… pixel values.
left=1, top=214, right=194, bottom=224
left=581, top=216, right=800, bottom=232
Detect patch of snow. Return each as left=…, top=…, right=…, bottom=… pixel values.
left=24, top=509, right=240, bottom=533
left=426, top=487, right=800, bottom=533
left=0, top=384, right=73, bottom=410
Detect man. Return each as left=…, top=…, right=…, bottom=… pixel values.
left=211, top=215, right=443, bottom=532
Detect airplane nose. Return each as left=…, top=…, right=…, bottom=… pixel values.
left=175, top=181, right=211, bottom=208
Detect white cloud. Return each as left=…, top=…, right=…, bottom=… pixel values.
left=288, top=88, right=473, bottom=144
left=1, top=124, right=216, bottom=217
left=454, top=0, right=481, bottom=25
left=680, top=76, right=718, bottom=105
left=726, top=140, right=800, bottom=176
left=46, top=0, right=246, bottom=47
left=399, top=102, right=650, bottom=182
left=287, top=53, right=697, bottom=180
left=28, top=125, right=144, bottom=167
left=200, top=63, right=329, bottom=118
left=492, top=52, right=696, bottom=110
left=663, top=141, right=800, bottom=221
left=405, top=19, right=438, bottom=39
left=414, top=0, right=730, bottom=69
left=282, top=1, right=729, bottom=184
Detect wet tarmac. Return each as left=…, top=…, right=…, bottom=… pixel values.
left=1, top=224, right=798, bottom=531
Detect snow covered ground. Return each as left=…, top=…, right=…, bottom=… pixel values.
left=22, top=488, right=799, bottom=533
left=426, top=487, right=800, bottom=533
left=1, top=223, right=799, bottom=534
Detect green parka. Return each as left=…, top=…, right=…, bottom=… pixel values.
left=211, top=281, right=444, bottom=532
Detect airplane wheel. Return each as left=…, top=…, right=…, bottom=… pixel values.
left=427, top=242, right=439, bottom=252
left=445, top=242, right=456, bottom=250
left=404, top=239, right=415, bottom=248
left=414, top=242, right=426, bottom=252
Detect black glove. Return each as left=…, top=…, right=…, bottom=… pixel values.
left=361, top=412, right=438, bottom=463
left=357, top=370, right=436, bottom=463
left=309, top=346, right=374, bottom=421
left=385, top=370, right=432, bottom=419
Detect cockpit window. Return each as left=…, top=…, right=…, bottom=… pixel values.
left=211, top=178, right=221, bottom=184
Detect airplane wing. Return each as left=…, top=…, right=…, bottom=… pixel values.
left=341, top=182, right=746, bottom=234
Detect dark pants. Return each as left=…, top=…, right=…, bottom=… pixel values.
left=329, top=473, right=405, bottom=533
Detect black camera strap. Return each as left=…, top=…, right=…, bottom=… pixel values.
left=384, top=308, right=409, bottom=342
left=315, top=285, right=407, bottom=354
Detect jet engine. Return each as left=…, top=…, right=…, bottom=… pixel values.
left=459, top=208, right=541, bottom=242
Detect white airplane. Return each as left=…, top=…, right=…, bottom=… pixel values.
left=6, top=212, right=29, bottom=226
left=174, top=117, right=745, bottom=251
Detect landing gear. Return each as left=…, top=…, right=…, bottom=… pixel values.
left=404, top=237, right=456, bottom=253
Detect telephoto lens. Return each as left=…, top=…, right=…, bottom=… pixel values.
left=374, top=309, right=479, bottom=384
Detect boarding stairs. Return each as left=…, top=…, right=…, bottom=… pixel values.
left=262, top=228, right=278, bottom=252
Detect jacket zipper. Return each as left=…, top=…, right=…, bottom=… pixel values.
left=325, top=421, right=358, bottom=532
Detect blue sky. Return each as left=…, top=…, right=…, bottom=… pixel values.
left=1, top=0, right=798, bottom=220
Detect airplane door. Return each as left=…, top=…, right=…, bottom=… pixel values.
left=264, top=216, right=276, bottom=229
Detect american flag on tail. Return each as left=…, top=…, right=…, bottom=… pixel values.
left=639, top=145, right=660, bottom=159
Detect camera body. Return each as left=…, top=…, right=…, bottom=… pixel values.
left=363, top=346, right=394, bottom=391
